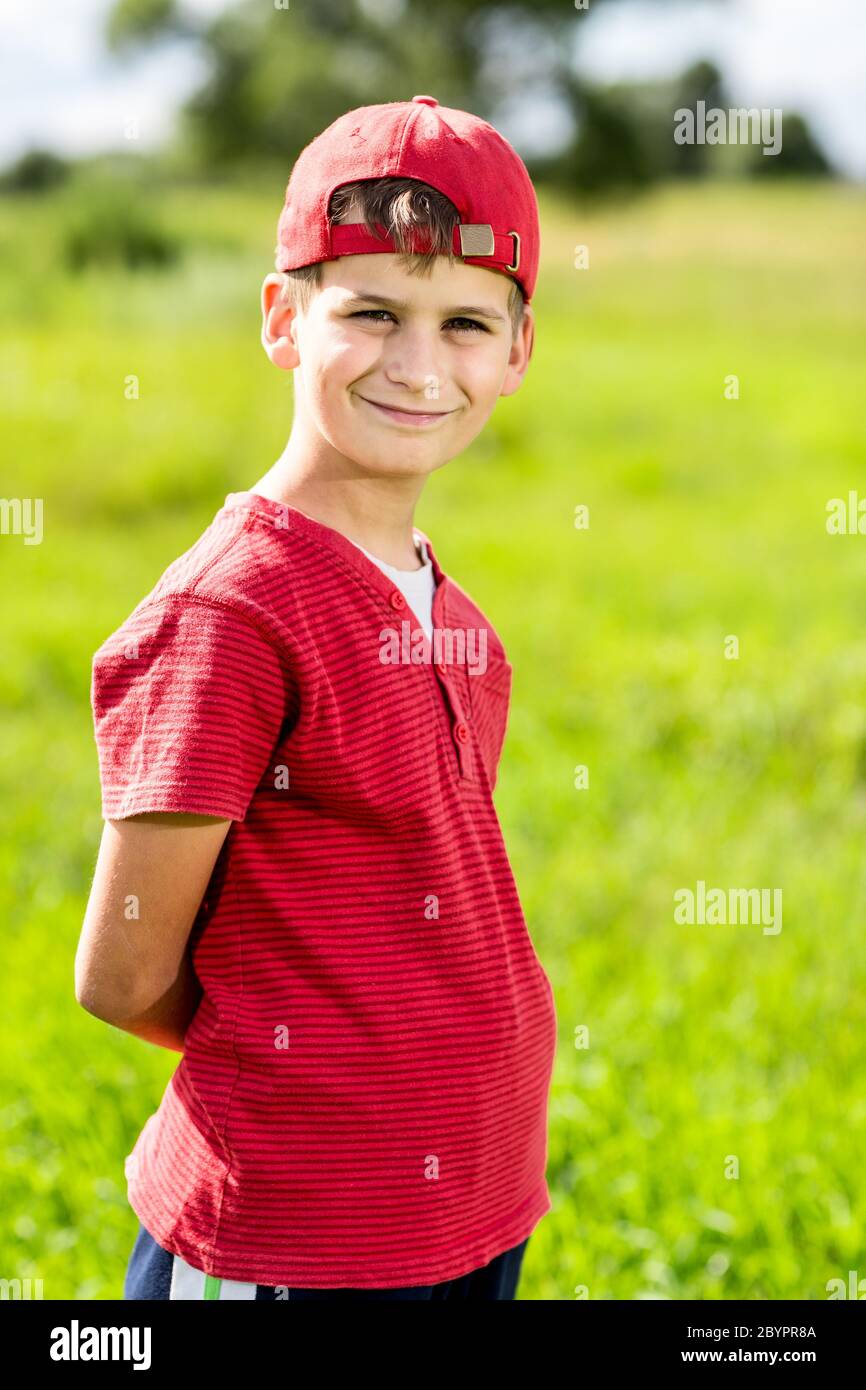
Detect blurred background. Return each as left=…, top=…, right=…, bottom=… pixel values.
left=1, top=0, right=865, bottom=1300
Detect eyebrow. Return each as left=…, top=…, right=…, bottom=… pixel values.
left=341, top=292, right=508, bottom=323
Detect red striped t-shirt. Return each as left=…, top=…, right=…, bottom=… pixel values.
left=90, top=491, right=558, bottom=1289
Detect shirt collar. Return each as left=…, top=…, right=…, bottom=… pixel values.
left=221, top=490, right=448, bottom=605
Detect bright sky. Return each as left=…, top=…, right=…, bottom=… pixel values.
left=0, top=0, right=864, bottom=177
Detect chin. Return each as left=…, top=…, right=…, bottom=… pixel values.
left=353, top=443, right=444, bottom=477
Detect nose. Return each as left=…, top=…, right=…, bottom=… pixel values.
left=381, top=323, right=444, bottom=396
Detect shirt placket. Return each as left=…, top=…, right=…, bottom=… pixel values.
left=386, top=583, right=474, bottom=781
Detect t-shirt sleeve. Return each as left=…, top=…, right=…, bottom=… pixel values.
left=91, top=594, right=289, bottom=821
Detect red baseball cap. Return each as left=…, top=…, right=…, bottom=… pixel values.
left=274, top=94, right=540, bottom=303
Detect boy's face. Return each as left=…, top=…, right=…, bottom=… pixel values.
left=261, top=248, right=534, bottom=480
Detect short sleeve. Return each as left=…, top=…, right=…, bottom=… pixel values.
left=91, top=595, right=288, bottom=821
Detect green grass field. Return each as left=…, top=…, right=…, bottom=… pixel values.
left=1, top=172, right=865, bottom=1298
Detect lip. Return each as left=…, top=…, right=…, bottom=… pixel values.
left=358, top=395, right=456, bottom=427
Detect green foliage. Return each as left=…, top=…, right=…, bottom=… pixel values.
left=0, top=148, right=71, bottom=194
left=0, top=176, right=864, bottom=1298
left=581, top=60, right=834, bottom=190
left=105, top=0, right=183, bottom=54
left=97, top=0, right=831, bottom=194
left=101, top=0, right=601, bottom=172
left=538, top=74, right=655, bottom=195
left=58, top=171, right=181, bottom=272
left=745, top=112, right=832, bottom=178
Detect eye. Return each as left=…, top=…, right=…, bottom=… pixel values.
left=445, top=317, right=489, bottom=335
left=350, top=309, right=396, bottom=324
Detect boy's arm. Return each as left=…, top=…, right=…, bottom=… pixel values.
left=102, top=946, right=203, bottom=1055
left=75, top=812, right=233, bottom=1053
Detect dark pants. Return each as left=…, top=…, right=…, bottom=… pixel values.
left=124, top=1220, right=529, bottom=1301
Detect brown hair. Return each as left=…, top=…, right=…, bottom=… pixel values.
left=277, top=177, right=525, bottom=337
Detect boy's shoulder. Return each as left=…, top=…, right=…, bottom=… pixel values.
left=100, top=498, right=294, bottom=647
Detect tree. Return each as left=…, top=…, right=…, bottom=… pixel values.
left=103, top=0, right=604, bottom=171
left=0, top=148, right=70, bottom=193
left=747, top=112, right=832, bottom=178
left=536, top=74, right=653, bottom=195
left=671, top=60, right=727, bottom=178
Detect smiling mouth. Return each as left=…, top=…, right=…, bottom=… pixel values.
left=358, top=396, right=456, bottom=425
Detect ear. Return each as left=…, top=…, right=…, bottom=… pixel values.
left=261, top=273, right=300, bottom=370
left=499, top=304, right=535, bottom=399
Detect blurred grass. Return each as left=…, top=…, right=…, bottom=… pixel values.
left=1, top=170, right=865, bottom=1299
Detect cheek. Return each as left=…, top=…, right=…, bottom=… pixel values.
left=304, top=341, right=376, bottom=441
left=335, top=329, right=379, bottom=366
left=315, top=338, right=379, bottom=404
left=460, top=345, right=511, bottom=404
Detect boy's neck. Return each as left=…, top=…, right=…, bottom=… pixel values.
left=247, top=447, right=428, bottom=571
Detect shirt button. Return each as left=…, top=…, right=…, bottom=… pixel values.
left=454, top=720, right=470, bottom=744
left=389, top=589, right=406, bottom=610
left=435, top=660, right=448, bottom=678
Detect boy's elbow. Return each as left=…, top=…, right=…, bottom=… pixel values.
left=76, top=983, right=146, bottom=1029
left=74, top=973, right=120, bottom=1024
left=74, top=955, right=141, bottom=1025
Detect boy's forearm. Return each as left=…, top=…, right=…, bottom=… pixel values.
left=104, top=953, right=203, bottom=1054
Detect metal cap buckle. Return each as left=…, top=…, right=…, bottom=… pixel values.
left=457, top=224, right=496, bottom=258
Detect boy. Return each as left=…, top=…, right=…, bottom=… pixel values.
left=76, top=94, right=557, bottom=1301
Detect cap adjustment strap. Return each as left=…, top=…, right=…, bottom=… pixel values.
left=454, top=224, right=521, bottom=276
left=325, top=221, right=522, bottom=278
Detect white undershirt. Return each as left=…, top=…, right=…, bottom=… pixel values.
left=353, top=533, right=436, bottom=641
